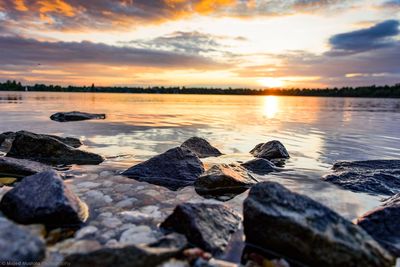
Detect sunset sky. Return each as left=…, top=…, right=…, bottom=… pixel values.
left=0, top=0, right=399, bottom=88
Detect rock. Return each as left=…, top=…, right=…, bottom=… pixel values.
left=6, top=131, right=104, bottom=165
left=122, top=147, right=204, bottom=190
left=0, top=157, right=52, bottom=178
left=1, top=131, right=82, bottom=148
left=181, top=137, right=222, bottom=158
left=160, top=202, right=241, bottom=255
left=249, top=141, right=289, bottom=160
left=0, top=170, right=89, bottom=227
left=241, top=158, right=276, bottom=175
left=194, top=164, right=257, bottom=197
left=75, top=226, right=99, bottom=239
left=119, top=225, right=158, bottom=245
left=243, top=182, right=394, bottom=267
left=323, top=160, right=400, bottom=195
left=0, top=215, right=46, bottom=264
left=357, top=193, right=400, bottom=256
left=50, top=111, right=106, bottom=122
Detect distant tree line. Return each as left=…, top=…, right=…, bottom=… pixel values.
left=0, top=80, right=400, bottom=98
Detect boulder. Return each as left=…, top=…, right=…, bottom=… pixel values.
left=243, top=182, right=394, bottom=267
left=0, top=157, right=52, bottom=178
left=1, top=131, right=82, bottom=149
left=241, top=158, right=276, bottom=174
left=0, top=170, right=89, bottom=227
left=194, top=164, right=257, bottom=197
left=323, top=160, right=400, bottom=195
left=181, top=137, right=222, bottom=158
left=6, top=131, right=103, bottom=165
left=50, top=111, right=106, bottom=122
left=122, top=147, right=204, bottom=190
left=357, top=193, right=400, bottom=256
left=160, top=202, right=241, bottom=255
left=0, top=215, right=46, bottom=264
left=250, top=141, right=289, bottom=160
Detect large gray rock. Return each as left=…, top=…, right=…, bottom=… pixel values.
left=6, top=131, right=103, bottom=165
left=194, top=164, right=257, bottom=197
left=323, top=160, right=400, bottom=195
left=0, top=170, right=88, bottom=227
left=241, top=158, right=277, bottom=175
left=181, top=137, right=222, bottom=158
left=50, top=111, right=106, bottom=122
left=243, top=182, right=394, bottom=267
left=0, top=215, right=46, bottom=264
left=160, top=202, right=241, bottom=255
left=122, top=147, right=204, bottom=190
left=250, top=141, right=289, bottom=160
left=1, top=131, right=82, bottom=149
left=0, top=157, right=52, bottom=178
left=357, top=193, right=400, bottom=256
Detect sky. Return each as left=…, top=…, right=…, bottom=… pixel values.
left=0, top=0, right=399, bottom=88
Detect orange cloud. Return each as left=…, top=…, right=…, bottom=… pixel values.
left=14, top=0, right=28, bottom=11
left=194, top=0, right=236, bottom=13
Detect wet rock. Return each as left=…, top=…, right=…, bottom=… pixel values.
left=6, top=131, right=104, bottom=165
left=1, top=131, right=82, bottom=148
left=0, top=157, right=52, bottom=178
left=194, top=164, right=257, bottom=197
left=181, top=137, right=222, bottom=158
left=0, top=170, right=89, bottom=227
left=243, top=182, right=394, bottom=267
left=75, top=226, right=99, bottom=240
left=50, top=111, right=106, bottom=122
left=250, top=141, right=289, bottom=160
left=0, top=215, right=46, bottom=264
left=122, top=147, right=204, bottom=190
left=241, top=158, right=276, bottom=175
left=323, top=160, right=400, bottom=195
left=119, top=225, right=158, bottom=245
left=357, top=193, right=400, bottom=256
left=160, top=202, right=241, bottom=255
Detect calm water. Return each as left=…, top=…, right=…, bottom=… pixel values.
left=1, top=91, right=400, bottom=221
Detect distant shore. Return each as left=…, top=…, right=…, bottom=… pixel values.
left=1, top=80, right=400, bottom=98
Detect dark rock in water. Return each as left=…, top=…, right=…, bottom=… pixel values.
left=122, top=147, right=204, bottom=190
left=195, top=164, right=257, bottom=197
left=1, top=131, right=82, bottom=149
left=0, top=215, right=46, bottom=264
left=250, top=140, right=289, bottom=160
left=148, top=233, right=188, bottom=250
left=243, top=182, right=394, bottom=267
left=357, top=193, right=400, bottom=256
left=241, top=158, right=276, bottom=174
left=0, top=157, right=52, bottom=178
left=6, top=131, right=103, bottom=165
left=160, top=202, right=241, bottom=255
left=323, top=160, right=400, bottom=195
left=181, top=137, right=222, bottom=158
left=0, top=170, right=88, bottom=227
left=50, top=111, right=106, bottom=122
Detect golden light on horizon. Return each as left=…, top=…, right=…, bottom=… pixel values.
left=263, top=95, right=279, bottom=119
left=258, top=77, right=285, bottom=88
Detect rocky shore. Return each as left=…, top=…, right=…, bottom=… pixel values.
left=0, top=124, right=399, bottom=267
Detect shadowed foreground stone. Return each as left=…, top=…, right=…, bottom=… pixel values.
left=250, top=140, right=289, bottom=160
left=122, top=147, right=204, bottom=190
left=160, top=202, right=241, bottom=255
left=0, top=157, right=52, bottom=178
left=243, top=182, right=394, bottom=267
left=0, top=215, right=46, bottom=264
left=323, top=160, right=400, bottom=195
left=357, top=193, right=400, bottom=256
left=181, top=137, right=222, bottom=158
left=50, top=111, right=106, bottom=122
left=241, top=158, right=276, bottom=174
left=6, top=131, right=103, bottom=165
left=0, top=170, right=88, bottom=227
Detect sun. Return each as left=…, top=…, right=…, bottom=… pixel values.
left=257, top=77, right=285, bottom=88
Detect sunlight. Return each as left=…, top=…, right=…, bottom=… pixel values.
left=263, top=95, right=279, bottom=119
left=258, top=77, right=285, bottom=88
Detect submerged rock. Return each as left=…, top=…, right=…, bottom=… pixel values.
left=50, top=111, right=106, bottom=122
left=160, top=202, right=241, bottom=255
left=194, top=164, right=257, bottom=197
left=122, top=147, right=204, bottom=190
left=0, top=215, right=45, bottom=264
left=0, top=157, right=52, bottom=178
left=0, top=170, right=88, bottom=227
left=323, top=160, right=400, bottom=195
left=6, top=131, right=104, bottom=165
left=243, top=182, right=394, bottom=267
left=181, top=137, right=222, bottom=158
left=241, top=158, right=276, bottom=174
left=357, top=193, right=400, bottom=256
left=250, top=140, right=289, bottom=160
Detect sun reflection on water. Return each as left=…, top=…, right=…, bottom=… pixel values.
left=263, top=95, right=279, bottom=118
